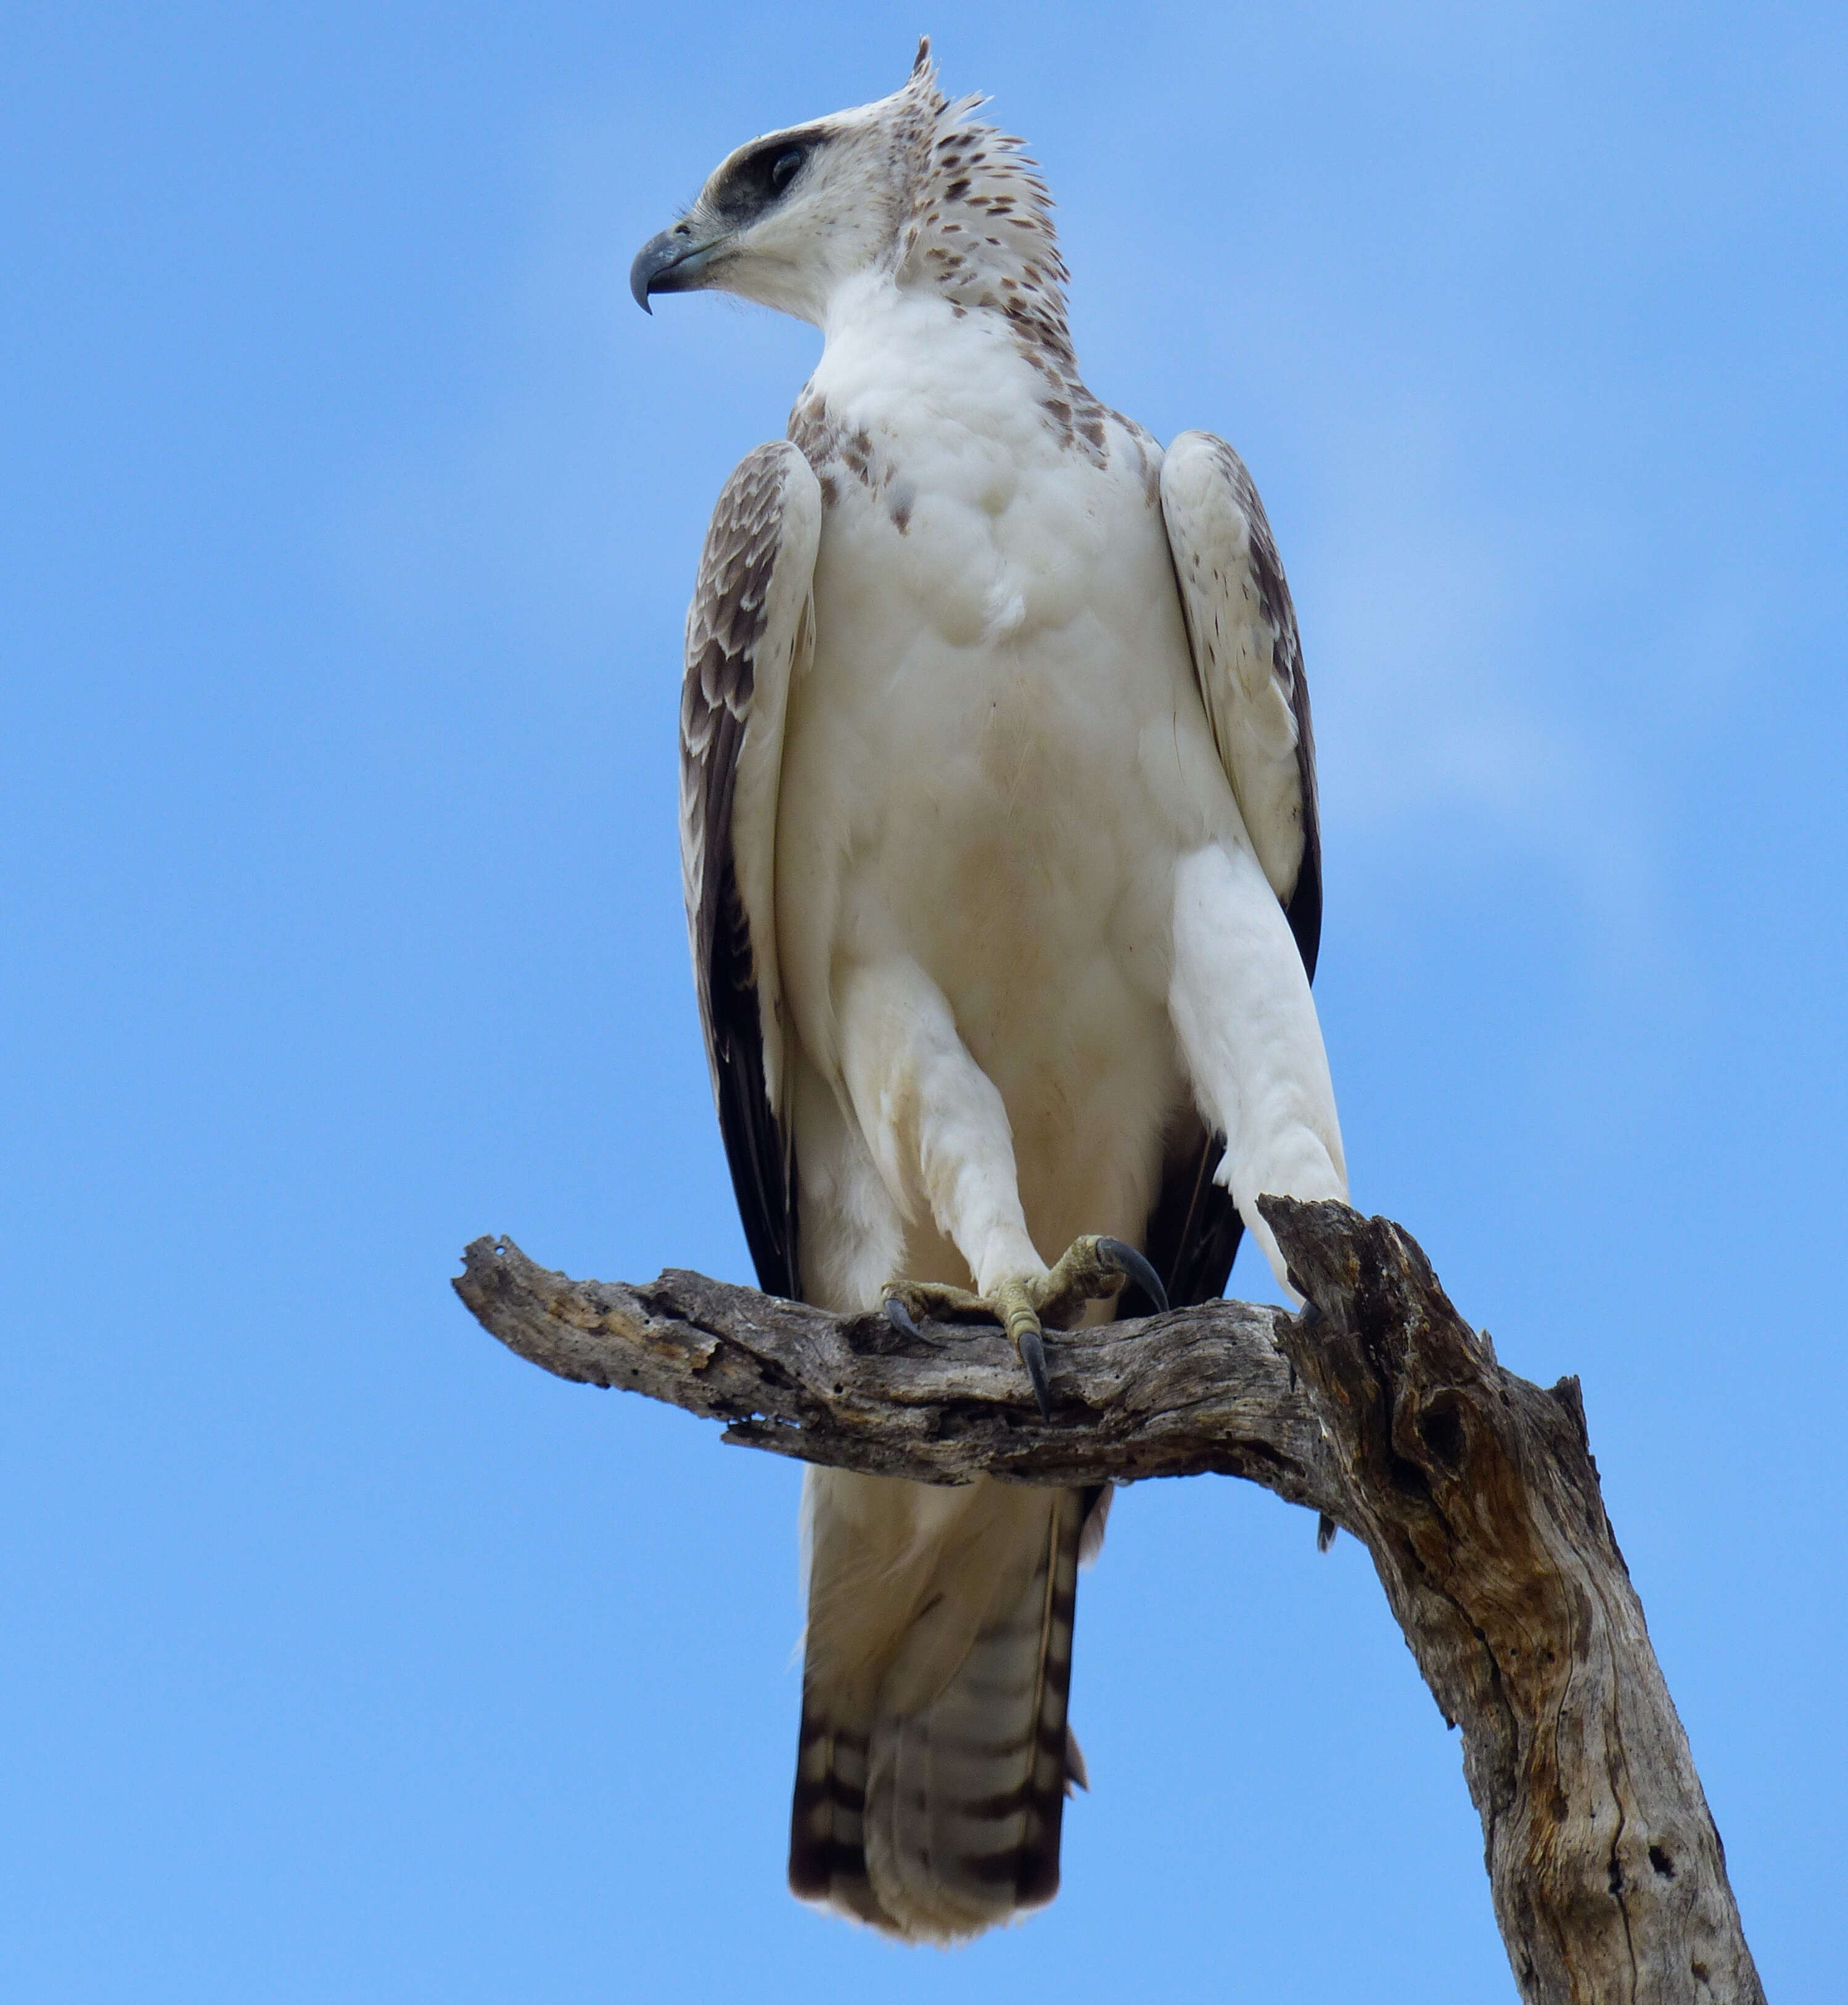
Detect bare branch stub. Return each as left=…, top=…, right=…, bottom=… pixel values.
left=1259, top=1196, right=1763, bottom=2005
left=454, top=1207, right=1762, bottom=2004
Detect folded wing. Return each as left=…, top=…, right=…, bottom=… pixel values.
left=1160, top=429, right=1321, bottom=976
left=1130, top=431, right=1324, bottom=1312
left=680, top=440, right=821, bottom=1300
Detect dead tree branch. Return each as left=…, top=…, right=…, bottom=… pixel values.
left=453, top=1200, right=1762, bottom=2004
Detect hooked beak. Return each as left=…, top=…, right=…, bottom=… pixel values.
left=630, top=223, right=731, bottom=313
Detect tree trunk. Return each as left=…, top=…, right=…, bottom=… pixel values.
left=453, top=1198, right=1762, bottom=2004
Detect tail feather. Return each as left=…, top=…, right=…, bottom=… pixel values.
left=790, top=1720, right=885, bottom=1925
left=789, top=1473, right=1085, bottom=1942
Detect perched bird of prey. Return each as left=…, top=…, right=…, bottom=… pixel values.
left=632, top=43, right=1346, bottom=1944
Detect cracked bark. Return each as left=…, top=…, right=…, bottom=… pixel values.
left=453, top=1198, right=1762, bottom=2004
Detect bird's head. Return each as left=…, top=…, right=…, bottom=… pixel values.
left=630, top=40, right=953, bottom=327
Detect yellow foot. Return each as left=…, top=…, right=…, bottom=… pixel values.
left=882, top=1237, right=1169, bottom=1418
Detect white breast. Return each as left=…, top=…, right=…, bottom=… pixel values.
left=774, top=289, right=1247, bottom=1242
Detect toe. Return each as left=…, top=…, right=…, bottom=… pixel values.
left=993, top=1278, right=1056, bottom=1418
left=1098, top=1237, right=1169, bottom=1315
left=1017, top=1322, right=1053, bottom=1418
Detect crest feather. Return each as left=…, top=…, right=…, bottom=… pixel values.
left=901, top=91, right=1070, bottom=344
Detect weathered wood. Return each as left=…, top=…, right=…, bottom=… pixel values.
left=1260, top=1198, right=1764, bottom=2005
left=451, top=1234, right=1346, bottom=1510
left=453, top=1203, right=1762, bottom=2004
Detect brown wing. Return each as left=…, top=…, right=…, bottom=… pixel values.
left=1122, top=432, right=1323, bottom=1314
left=680, top=441, right=821, bottom=1301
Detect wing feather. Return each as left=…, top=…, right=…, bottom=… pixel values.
left=1125, top=432, right=1323, bottom=1314
left=1159, top=429, right=1321, bottom=976
left=680, top=440, right=821, bottom=1300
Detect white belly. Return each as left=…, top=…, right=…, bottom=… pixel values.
left=774, top=375, right=1246, bottom=1265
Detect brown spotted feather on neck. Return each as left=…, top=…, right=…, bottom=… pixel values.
left=792, top=46, right=1125, bottom=478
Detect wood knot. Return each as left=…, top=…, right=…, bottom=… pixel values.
left=1416, top=1396, right=1467, bottom=1469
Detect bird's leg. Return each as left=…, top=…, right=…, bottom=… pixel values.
left=834, top=960, right=1168, bottom=1414
left=884, top=1237, right=1168, bottom=1418
left=1167, top=843, right=1347, bottom=1295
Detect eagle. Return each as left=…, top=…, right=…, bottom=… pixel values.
left=631, top=43, right=1347, bottom=1944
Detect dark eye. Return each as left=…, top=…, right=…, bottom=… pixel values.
left=770, top=147, right=805, bottom=192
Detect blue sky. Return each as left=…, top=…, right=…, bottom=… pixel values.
left=4, top=4, right=1842, bottom=1997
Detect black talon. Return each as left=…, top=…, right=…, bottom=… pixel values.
left=1099, top=1237, right=1168, bottom=1315
left=1017, top=1324, right=1054, bottom=1420
left=884, top=1295, right=921, bottom=1340
left=1295, top=1297, right=1322, bottom=1332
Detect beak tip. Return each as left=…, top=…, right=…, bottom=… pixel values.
left=631, top=223, right=725, bottom=315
